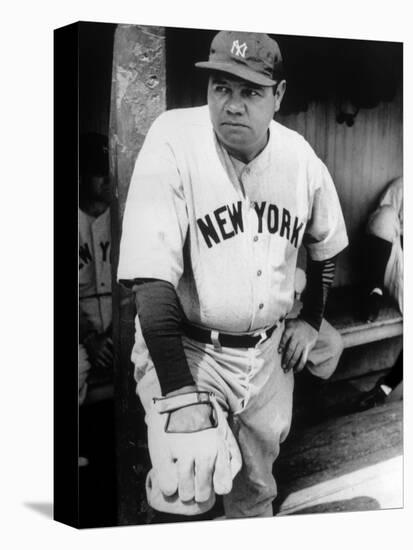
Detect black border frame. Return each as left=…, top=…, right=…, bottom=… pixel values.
left=54, top=22, right=80, bottom=528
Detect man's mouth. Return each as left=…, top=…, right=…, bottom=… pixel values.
left=221, top=122, right=249, bottom=128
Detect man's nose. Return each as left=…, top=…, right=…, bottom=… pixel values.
left=225, top=94, right=245, bottom=115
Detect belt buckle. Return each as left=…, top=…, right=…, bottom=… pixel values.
left=257, top=330, right=268, bottom=345
left=211, top=330, right=222, bottom=351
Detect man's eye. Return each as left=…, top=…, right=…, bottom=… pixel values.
left=244, top=89, right=259, bottom=97
left=215, top=85, right=229, bottom=93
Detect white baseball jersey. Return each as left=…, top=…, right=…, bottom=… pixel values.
left=79, top=207, right=112, bottom=333
left=378, top=177, right=403, bottom=312
left=118, top=105, right=348, bottom=336
left=379, top=176, right=403, bottom=235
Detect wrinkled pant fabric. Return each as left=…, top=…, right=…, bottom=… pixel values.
left=137, top=318, right=341, bottom=518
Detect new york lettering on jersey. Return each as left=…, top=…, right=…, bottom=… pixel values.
left=79, top=208, right=112, bottom=332
left=196, top=200, right=305, bottom=249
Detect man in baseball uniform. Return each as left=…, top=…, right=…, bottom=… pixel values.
left=79, top=132, right=113, bottom=402
left=118, top=31, right=348, bottom=519
left=358, top=176, right=403, bottom=409
left=361, top=176, right=403, bottom=321
left=78, top=133, right=116, bottom=524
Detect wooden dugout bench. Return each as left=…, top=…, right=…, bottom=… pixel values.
left=325, top=286, right=403, bottom=350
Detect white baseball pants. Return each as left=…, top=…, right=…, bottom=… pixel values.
left=137, top=317, right=341, bottom=518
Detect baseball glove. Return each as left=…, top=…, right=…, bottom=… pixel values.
left=145, top=391, right=242, bottom=515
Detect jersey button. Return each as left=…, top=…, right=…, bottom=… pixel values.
left=257, top=270, right=262, bottom=276
left=253, top=235, right=259, bottom=242
left=259, top=303, right=264, bottom=309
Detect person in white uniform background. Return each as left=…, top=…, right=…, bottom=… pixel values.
left=78, top=132, right=116, bottom=527
left=79, top=132, right=113, bottom=402
left=358, top=176, right=403, bottom=410
left=361, top=176, right=403, bottom=321
left=118, top=31, right=348, bottom=520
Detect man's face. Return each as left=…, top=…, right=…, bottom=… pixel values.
left=207, top=73, right=286, bottom=161
left=87, top=174, right=113, bottom=206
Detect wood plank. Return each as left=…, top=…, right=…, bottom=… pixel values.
left=275, top=401, right=403, bottom=502
left=340, top=321, right=402, bottom=348
left=324, top=286, right=402, bottom=348
left=278, top=455, right=403, bottom=515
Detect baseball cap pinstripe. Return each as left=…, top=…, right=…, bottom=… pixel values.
left=195, top=31, right=283, bottom=86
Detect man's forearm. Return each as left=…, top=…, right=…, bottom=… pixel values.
left=300, top=256, right=336, bottom=331
left=128, top=279, right=195, bottom=395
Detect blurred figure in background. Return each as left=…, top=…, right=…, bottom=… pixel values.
left=359, top=177, right=403, bottom=409
left=78, top=132, right=116, bottom=526
left=79, top=132, right=113, bottom=402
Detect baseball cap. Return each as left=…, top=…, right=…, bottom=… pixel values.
left=195, top=31, right=283, bottom=86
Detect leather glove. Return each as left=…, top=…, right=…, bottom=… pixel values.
left=145, top=391, right=242, bottom=515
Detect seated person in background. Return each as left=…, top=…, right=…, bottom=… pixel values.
left=78, top=132, right=117, bottom=526
left=79, top=132, right=113, bottom=399
left=358, top=350, right=402, bottom=410
left=358, top=177, right=403, bottom=409
left=361, top=176, right=403, bottom=322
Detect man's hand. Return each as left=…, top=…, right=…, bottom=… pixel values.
left=146, top=390, right=242, bottom=513
left=83, top=332, right=113, bottom=369
left=166, top=385, right=214, bottom=432
left=278, top=318, right=318, bottom=373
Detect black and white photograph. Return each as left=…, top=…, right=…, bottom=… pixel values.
left=57, top=19, right=405, bottom=529
left=3, top=1, right=413, bottom=548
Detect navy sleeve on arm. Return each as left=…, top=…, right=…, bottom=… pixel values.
left=300, top=256, right=336, bottom=332
left=130, top=278, right=195, bottom=396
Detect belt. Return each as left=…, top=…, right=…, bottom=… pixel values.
left=182, top=320, right=283, bottom=349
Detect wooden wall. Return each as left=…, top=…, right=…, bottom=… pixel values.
left=276, top=87, right=403, bottom=286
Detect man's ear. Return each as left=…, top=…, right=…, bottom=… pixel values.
left=274, top=80, right=286, bottom=113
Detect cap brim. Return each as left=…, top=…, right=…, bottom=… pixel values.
left=195, top=61, right=276, bottom=86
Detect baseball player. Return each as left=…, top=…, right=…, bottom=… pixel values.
left=79, top=132, right=113, bottom=402
left=361, top=176, right=403, bottom=321
left=118, top=31, right=348, bottom=519
left=357, top=176, right=403, bottom=409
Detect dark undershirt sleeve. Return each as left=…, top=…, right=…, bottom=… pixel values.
left=120, top=278, right=194, bottom=396
left=299, top=256, right=336, bottom=332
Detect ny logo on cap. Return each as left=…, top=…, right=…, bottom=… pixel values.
left=231, top=40, right=247, bottom=58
